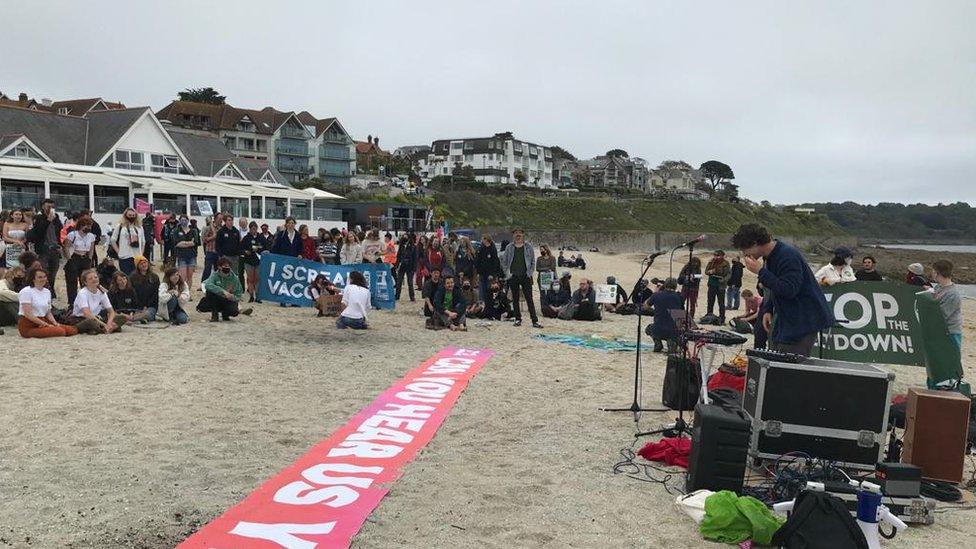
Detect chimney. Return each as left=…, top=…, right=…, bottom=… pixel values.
left=367, top=134, right=372, bottom=143
left=41, top=98, right=52, bottom=107
left=18, top=92, right=28, bottom=102
left=374, top=136, right=379, bottom=146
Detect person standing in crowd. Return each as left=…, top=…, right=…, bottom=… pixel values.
left=317, top=230, right=341, bottom=265
left=336, top=271, right=370, bottom=329
left=429, top=274, right=468, bottom=331
left=111, top=208, right=146, bottom=276
left=414, top=234, right=430, bottom=287
left=603, top=275, right=630, bottom=313
left=502, top=228, right=542, bottom=328
left=158, top=267, right=190, bottom=325
left=62, top=218, right=96, bottom=306
left=172, top=214, right=200, bottom=291
left=535, top=244, right=557, bottom=307
left=394, top=234, right=417, bottom=301
left=361, top=229, right=383, bottom=264
left=4, top=209, right=30, bottom=269
left=141, top=210, right=155, bottom=262
left=677, top=256, right=702, bottom=319
left=422, top=267, right=443, bottom=317
left=340, top=232, right=363, bottom=264
left=237, top=217, right=249, bottom=238
left=200, top=214, right=221, bottom=289
left=475, top=236, right=502, bottom=300
left=260, top=223, right=274, bottom=244
left=815, top=255, right=856, bottom=286
left=71, top=269, right=124, bottom=334
left=569, top=278, right=601, bottom=321
left=31, top=199, right=64, bottom=297
left=443, top=232, right=460, bottom=273
left=426, top=240, right=445, bottom=276
left=932, top=260, right=962, bottom=351
left=705, top=250, right=730, bottom=323
left=855, top=256, right=884, bottom=281
left=482, top=277, right=512, bottom=321
left=732, top=223, right=834, bottom=357
left=0, top=266, right=25, bottom=327
left=18, top=267, right=78, bottom=338
left=240, top=221, right=268, bottom=303
left=216, top=213, right=242, bottom=274
left=200, top=257, right=252, bottom=322
left=0, top=209, right=6, bottom=278
left=648, top=278, right=684, bottom=352
left=299, top=224, right=318, bottom=261
left=130, top=257, right=160, bottom=321
left=726, top=255, right=744, bottom=311
left=383, top=232, right=398, bottom=266
left=161, top=214, right=179, bottom=265
left=455, top=237, right=477, bottom=285
left=272, top=217, right=303, bottom=259
left=108, top=271, right=151, bottom=323
left=906, top=263, right=930, bottom=288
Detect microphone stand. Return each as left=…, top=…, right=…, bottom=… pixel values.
left=601, top=253, right=667, bottom=423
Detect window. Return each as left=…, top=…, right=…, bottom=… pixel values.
left=250, top=196, right=263, bottom=218
left=266, top=198, right=287, bottom=219
left=240, top=138, right=255, bottom=151
left=0, top=179, right=43, bottom=209
left=463, top=142, right=473, bottom=150
left=114, top=150, right=144, bottom=171
left=544, top=148, right=552, bottom=159
left=150, top=154, right=181, bottom=174
left=257, top=139, right=268, bottom=152
left=217, top=164, right=243, bottom=179
left=222, top=197, right=249, bottom=218
left=94, top=185, right=128, bottom=214
left=4, top=142, right=45, bottom=161
left=464, top=154, right=473, bottom=162
left=58, top=107, right=70, bottom=115
left=513, top=142, right=522, bottom=153
left=236, top=117, right=254, bottom=132
left=223, top=137, right=236, bottom=149
left=259, top=171, right=275, bottom=184
left=191, top=195, right=218, bottom=216
left=450, top=142, right=463, bottom=150
left=451, top=155, right=463, bottom=163
left=152, top=193, right=187, bottom=215
left=442, top=167, right=448, bottom=175
left=290, top=199, right=310, bottom=220
left=49, top=182, right=90, bottom=212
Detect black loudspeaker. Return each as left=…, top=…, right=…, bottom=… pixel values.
left=662, top=355, right=701, bottom=411
left=687, top=403, right=752, bottom=493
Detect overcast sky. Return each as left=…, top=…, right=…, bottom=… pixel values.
left=3, top=1, right=974, bottom=204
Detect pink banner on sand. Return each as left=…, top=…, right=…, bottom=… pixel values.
left=178, top=347, right=494, bottom=549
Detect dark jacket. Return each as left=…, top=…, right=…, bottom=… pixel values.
left=475, top=244, right=503, bottom=280
left=548, top=284, right=572, bottom=307
left=483, top=289, right=511, bottom=320
left=31, top=211, right=63, bottom=252
left=433, top=286, right=467, bottom=315
left=649, top=289, right=684, bottom=340
left=130, top=273, right=160, bottom=309
left=705, top=258, right=731, bottom=289
left=173, top=226, right=201, bottom=259
left=613, top=284, right=629, bottom=305
left=271, top=230, right=303, bottom=257
left=141, top=214, right=155, bottom=244
left=728, top=261, right=744, bottom=287
left=109, top=287, right=141, bottom=313
left=631, top=283, right=653, bottom=305
left=240, top=233, right=269, bottom=266
left=455, top=249, right=476, bottom=280
left=397, top=241, right=417, bottom=271
left=215, top=226, right=241, bottom=257
left=758, top=240, right=834, bottom=344
left=855, top=269, right=883, bottom=281
left=678, top=264, right=701, bottom=290
left=571, top=287, right=596, bottom=305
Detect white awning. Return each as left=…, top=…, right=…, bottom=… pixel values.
left=307, top=187, right=345, bottom=200
left=0, top=162, right=130, bottom=188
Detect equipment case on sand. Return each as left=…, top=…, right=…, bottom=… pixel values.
left=743, top=355, right=894, bottom=470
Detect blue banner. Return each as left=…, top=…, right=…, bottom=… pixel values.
left=256, top=253, right=395, bottom=309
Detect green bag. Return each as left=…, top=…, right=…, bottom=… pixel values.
left=700, top=490, right=784, bottom=545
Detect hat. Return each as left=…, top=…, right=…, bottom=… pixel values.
left=908, top=263, right=924, bottom=275
left=714, top=249, right=726, bottom=256
left=560, top=270, right=572, bottom=279
left=606, top=276, right=616, bottom=284
left=134, top=256, right=148, bottom=265
left=834, top=246, right=853, bottom=259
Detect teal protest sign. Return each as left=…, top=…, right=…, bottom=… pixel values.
left=257, top=253, right=395, bottom=309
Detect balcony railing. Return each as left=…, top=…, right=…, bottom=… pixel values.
left=280, top=127, right=309, bottom=139
left=277, top=163, right=313, bottom=175
left=319, top=148, right=351, bottom=161
left=276, top=144, right=311, bottom=156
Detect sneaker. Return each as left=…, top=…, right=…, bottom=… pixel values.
left=255, top=298, right=263, bottom=304
left=532, top=321, right=543, bottom=329
left=210, top=312, right=220, bottom=322
left=241, top=307, right=253, bottom=316
left=513, top=319, right=522, bottom=327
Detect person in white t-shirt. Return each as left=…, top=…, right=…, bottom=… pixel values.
left=111, top=208, right=146, bottom=276
left=17, top=267, right=78, bottom=338
left=336, top=271, right=370, bottom=330
left=71, top=269, right=124, bottom=334
left=63, top=218, right=97, bottom=307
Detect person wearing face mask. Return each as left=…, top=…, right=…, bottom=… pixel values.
left=111, top=208, right=146, bottom=276
left=161, top=215, right=179, bottom=265
left=481, top=276, right=512, bottom=321
left=215, top=213, right=242, bottom=274
left=240, top=221, right=268, bottom=303
left=63, top=218, right=96, bottom=306
left=0, top=265, right=25, bottom=326
left=458, top=275, right=483, bottom=318
left=271, top=217, right=303, bottom=258
left=172, top=214, right=201, bottom=291
left=199, top=257, right=252, bottom=322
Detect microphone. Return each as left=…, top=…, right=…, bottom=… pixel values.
left=676, top=234, right=706, bottom=248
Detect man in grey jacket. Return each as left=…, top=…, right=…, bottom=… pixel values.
left=501, top=228, right=542, bottom=328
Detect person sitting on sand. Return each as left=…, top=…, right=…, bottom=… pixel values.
left=129, top=257, right=160, bottom=321
left=815, top=255, right=856, bottom=286
left=569, top=278, right=601, bottom=321
left=158, top=268, right=190, bottom=325
left=422, top=268, right=443, bottom=317
left=541, top=271, right=573, bottom=319
left=481, top=277, right=512, bottom=320
left=336, top=271, right=370, bottom=329
left=603, top=275, right=630, bottom=313
left=96, top=256, right=118, bottom=289
left=18, top=267, right=79, bottom=338
left=199, top=257, right=253, bottom=322
left=429, top=274, right=468, bottom=331
left=71, top=269, right=124, bottom=334
left=459, top=275, right=483, bottom=318
left=0, top=265, right=25, bottom=326
left=574, top=253, right=587, bottom=270
left=310, top=274, right=340, bottom=317
left=108, top=271, right=150, bottom=324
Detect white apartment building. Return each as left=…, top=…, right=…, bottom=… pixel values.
left=422, top=132, right=554, bottom=187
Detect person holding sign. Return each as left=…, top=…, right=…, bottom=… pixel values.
left=536, top=245, right=557, bottom=307
left=603, top=275, right=630, bottom=313
left=932, top=260, right=962, bottom=351
left=732, top=223, right=833, bottom=357
left=336, top=271, right=370, bottom=329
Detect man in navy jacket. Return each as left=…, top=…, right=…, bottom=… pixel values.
left=732, top=224, right=833, bottom=356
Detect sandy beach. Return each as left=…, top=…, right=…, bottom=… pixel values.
left=1, top=249, right=974, bottom=548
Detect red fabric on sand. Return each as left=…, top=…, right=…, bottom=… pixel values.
left=637, top=437, right=692, bottom=468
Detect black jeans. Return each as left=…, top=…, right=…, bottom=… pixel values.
left=396, top=267, right=415, bottom=301
left=40, top=252, right=61, bottom=299
left=706, top=285, right=726, bottom=319
left=508, top=274, right=538, bottom=323
left=64, top=254, right=92, bottom=307
left=771, top=331, right=817, bottom=357
left=203, top=290, right=240, bottom=319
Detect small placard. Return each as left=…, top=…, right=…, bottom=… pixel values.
left=196, top=200, right=214, bottom=217
left=595, top=284, right=617, bottom=304
left=539, top=270, right=555, bottom=288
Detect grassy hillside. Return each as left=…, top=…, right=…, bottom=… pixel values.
left=410, top=192, right=841, bottom=235
left=798, top=202, right=976, bottom=242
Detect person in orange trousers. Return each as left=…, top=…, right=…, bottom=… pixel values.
left=17, top=267, right=78, bottom=338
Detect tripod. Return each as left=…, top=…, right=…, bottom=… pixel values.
left=636, top=241, right=699, bottom=439
left=601, top=253, right=667, bottom=423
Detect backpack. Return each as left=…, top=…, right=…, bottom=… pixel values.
left=730, top=318, right=753, bottom=334
left=770, top=490, right=868, bottom=549
left=699, top=313, right=721, bottom=325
